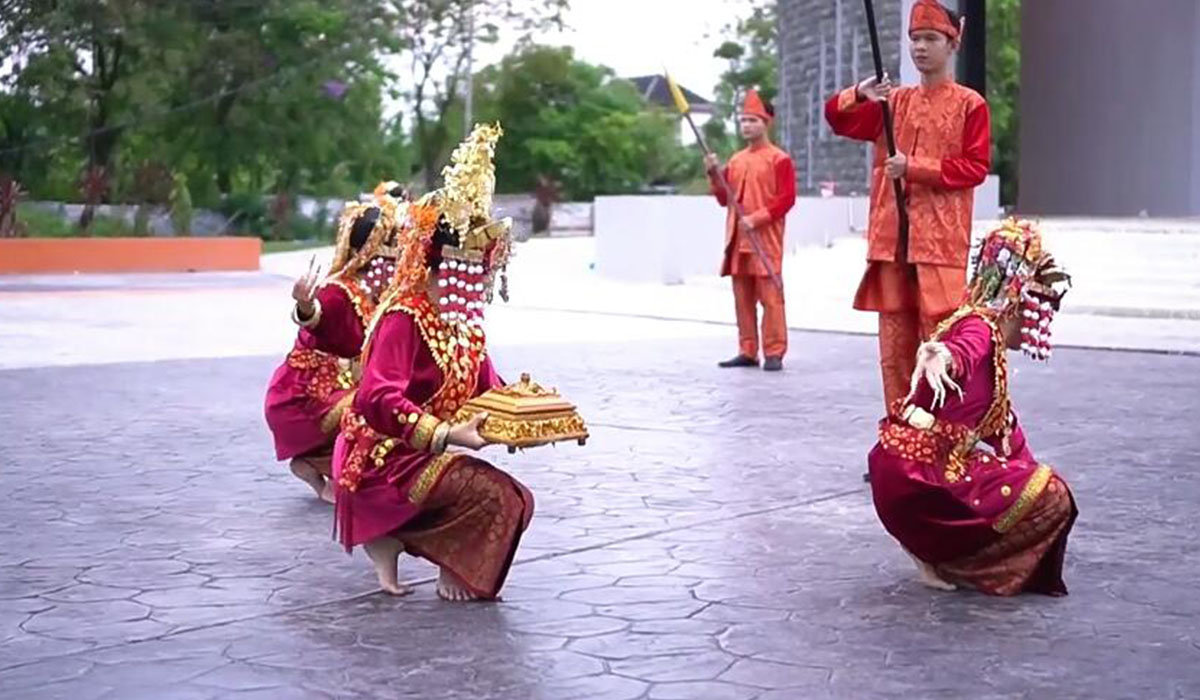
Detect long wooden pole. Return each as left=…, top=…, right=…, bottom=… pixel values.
left=862, top=0, right=909, bottom=257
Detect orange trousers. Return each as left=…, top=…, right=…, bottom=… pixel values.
left=732, top=274, right=787, bottom=359
left=854, top=261, right=966, bottom=409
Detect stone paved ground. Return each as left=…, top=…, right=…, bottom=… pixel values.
left=2, top=318, right=1200, bottom=698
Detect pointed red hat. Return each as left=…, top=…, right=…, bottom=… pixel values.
left=741, top=89, right=772, bottom=124
left=909, top=0, right=960, bottom=40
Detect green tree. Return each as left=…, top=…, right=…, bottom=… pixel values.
left=0, top=89, right=59, bottom=195
left=169, top=171, right=193, bottom=235
left=131, top=160, right=171, bottom=235
left=987, top=0, right=1020, bottom=206
left=1, top=0, right=170, bottom=222
left=390, top=0, right=568, bottom=191
left=0, top=0, right=581, bottom=240
left=472, top=45, right=689, bottom=199
left=0, top=175, right=26, bottom=237
left=709, top=1, right=778, bottom=157
left=1, top=1, right=401, bottom=215
left=147, top=0, right=398, bottom=203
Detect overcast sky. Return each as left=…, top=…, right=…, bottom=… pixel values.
left=521, top=0, right=754, bottom=100
left=384, top=0, right=756, bottom=118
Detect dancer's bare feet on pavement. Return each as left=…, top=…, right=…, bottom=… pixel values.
left=437, top=568, right=481, bottom=602
left=906, top=549, right=957, bottom=591
left=364, top=536, right=411, bottom=596
left=289, top=458, right=331, bottom=501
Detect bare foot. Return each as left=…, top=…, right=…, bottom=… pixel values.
left=905, top=550, right=957, bottom=591
left=436, top=568, right=480, bottom=602
left=318, top=479, right=335, bottom=505
left=364, top=536, right=411, bottom=596
left=289, top=458, right=328, bottom=500
left=306, top=453, right=333, bottom=477
left=916, top=565, right=958, bottom=591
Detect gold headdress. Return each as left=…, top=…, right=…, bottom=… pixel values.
left=385, top=123, right=513, bottom=322
left=967, top=218, right=1071, bottom=360
left=427, top=123, right=501, bottom=235
left=327, top=182, right=408, bottom=277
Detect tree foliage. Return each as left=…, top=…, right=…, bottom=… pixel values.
left=0, top=0, right=409, bottom=233
left=707, top=1, right=778, bottom=158
left=472, top=44, right=695, bottom=200
left=987, top=0, right=1020, bottom=206
left=389, top=0, right=568, bottom=190
left=2, top=0, right=839, bottom=234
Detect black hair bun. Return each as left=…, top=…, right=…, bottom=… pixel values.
left=349, top=207, right=381, bottom=251
left=427, top=216, right=462, bottom=270
left=432, top=216, right=460, bottom=250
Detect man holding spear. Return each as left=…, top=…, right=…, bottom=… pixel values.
left=677, top=84, right=796, bottom=372
left=826, top=0, right=991, bottom=409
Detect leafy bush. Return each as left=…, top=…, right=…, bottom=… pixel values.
left=169, top=173, right=194, bottom=235
left=219, top=193, right=269, bottom=237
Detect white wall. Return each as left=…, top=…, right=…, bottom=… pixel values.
left=594, top=174, right=1001, bottom=284
left=594, top=196, right=723, bottom=284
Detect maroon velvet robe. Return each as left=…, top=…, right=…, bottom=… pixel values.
left=263, top=280, right=370, bottom=460
left=331, top=293, right=534, bottom=598
left=867, top=312, right=1077, bottom=595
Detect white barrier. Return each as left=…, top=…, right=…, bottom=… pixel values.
left=594, top=175, right=1001, bottom=284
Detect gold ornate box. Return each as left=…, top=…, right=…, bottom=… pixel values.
left=454, top=373, right=589, bottom=453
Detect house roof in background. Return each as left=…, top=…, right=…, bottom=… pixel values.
left=626, top=75, right=715, bottom=113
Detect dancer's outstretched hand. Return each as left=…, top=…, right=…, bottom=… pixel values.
left=448, top=412, right=491, bottom=451
left=292, top=254, right=323, bottom=315
left=907, top=342, right=962, bottom=410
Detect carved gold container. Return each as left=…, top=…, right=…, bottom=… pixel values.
left=454, top=373, right=589, bottom=453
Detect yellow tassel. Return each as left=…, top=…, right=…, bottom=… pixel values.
left=666, top=72, right=690, bottom=115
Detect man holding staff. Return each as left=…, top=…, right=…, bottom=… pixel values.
left=826, top=0, right=991, bottom=408
left=703, top=89, right=797, bottom=372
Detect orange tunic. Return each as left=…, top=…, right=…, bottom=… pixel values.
left=709, top=142, right=797, bottom=277
left=826, top=79, right=990, bottom=407
left=826, top=80, right=990, bottom=269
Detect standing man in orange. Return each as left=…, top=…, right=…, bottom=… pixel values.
left=825, top=0, right=990, bottom=408
left=705, top=89, right=797, bottom=372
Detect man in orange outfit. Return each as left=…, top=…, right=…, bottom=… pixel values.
left=705, top=89, right=797, bottom=372
left=825, top=0, right=990, bottom=408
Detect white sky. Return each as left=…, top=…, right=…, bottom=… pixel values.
left=514, top=0, right=753, bottom=100
left=384, top=0, right=755, bottom=118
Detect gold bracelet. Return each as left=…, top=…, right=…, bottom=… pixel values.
left=431, top=421, right=451, bottom=455
left=409, top=413, right=440, bottom=451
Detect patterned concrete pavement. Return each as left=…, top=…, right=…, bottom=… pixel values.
left=3, top=318, right=1199, bottom=699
